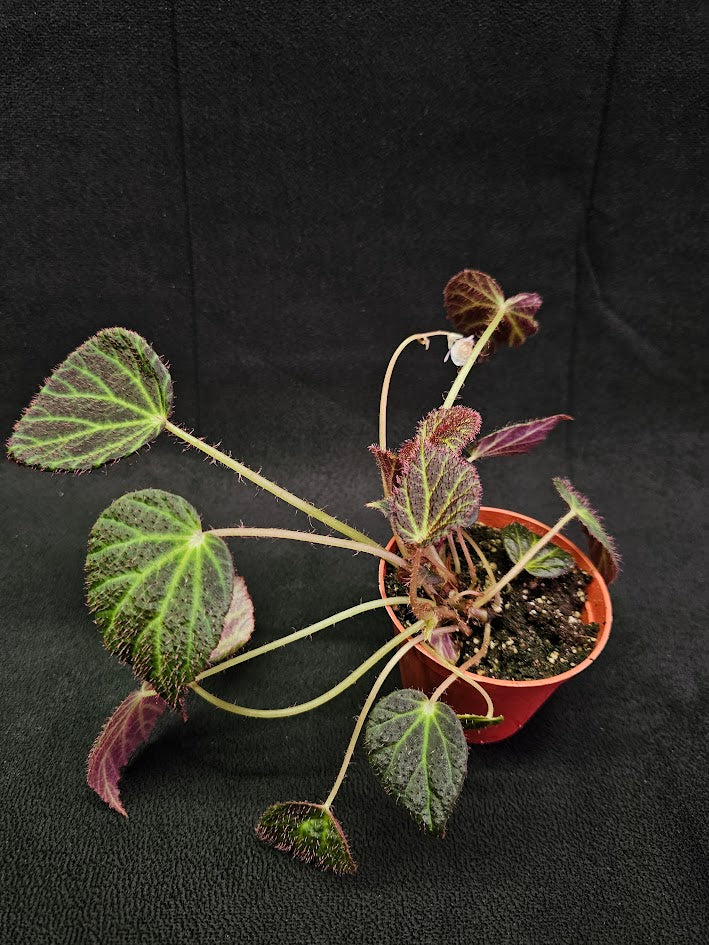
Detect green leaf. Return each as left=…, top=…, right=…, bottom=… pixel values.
left=8, top=328, right=172, bottom=471
left=365, top=688, right=468, bottom=834
left=256, top=802, right=357, bottom=874
left=553, top=477, right=621, bottom=583
left=85, top=489, right=234, bottom=707
left=389, top=439, right=482, bottom=546
left=502, top=521, right=574, bottom=578
left=457, top=713, right=505, bottom=731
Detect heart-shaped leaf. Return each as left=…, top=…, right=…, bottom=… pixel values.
left=208, top=573, right=254, bottom=664
left=365, top=688, right=468, bottom=834
left=553, top=478, right=621, bottom=584
left=87, top=683, right=169, bottom=817
left=417, top=406, right=482, bottom=454
left=502, top=521, right=574, bottom=578
left=8, top=328, right=172, bottom=471
left=443, top=269, right=541, bottom=350
left=389, top=440, right=482, bottom=546
left=85, top=489, right=235, bottom=707
left=467, top=415, right=571, bottom=461
left=256, top=802, right=356, bottom=874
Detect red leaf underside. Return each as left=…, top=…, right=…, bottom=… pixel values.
left=87, top=685, right=168, bottom=816
left=468, top=415, right=571, bottom=460
left=209, top=573, right=255, bottom=664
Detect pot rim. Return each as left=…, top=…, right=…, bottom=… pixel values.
left=378, top=505, right=613, bottom=689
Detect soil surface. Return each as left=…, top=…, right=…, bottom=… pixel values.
left=385, top=523, right=600, bottom=681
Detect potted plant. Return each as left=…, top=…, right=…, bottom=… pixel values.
left=7, top=268, right=619, bottom=874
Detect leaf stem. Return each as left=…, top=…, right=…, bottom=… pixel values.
left=209, top=527, right=407, bottom=569
left=189, top=622, right=424, bottom=719
left=473, top=509, right=577, bottom=608
left=196, top=596, right=410, bottom=682
left=447, top=535, right=461, bottom=574
left=379, top=331, right=453, bottom=450
left=423, top=544, right=456, bottom=583
left=461, top=530, right=496, bottom=589
left=457, top=528, right=480, bottom=590
left=165, top=420, right=378, bottom=548
left=322, top=628, right=425, bottom=810
left=442, top=304, right=507, bottom=408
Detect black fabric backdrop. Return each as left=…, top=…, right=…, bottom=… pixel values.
left=1, top=3, right=707, bottom=944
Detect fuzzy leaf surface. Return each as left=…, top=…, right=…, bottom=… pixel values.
left=553, top=478, right=621, bottom=584
left=502, top=522, right=575, bottom=578
left=390, top=440, right=481, bottom=546
left=208, top=573, right=254, bottom=664
left=365, top=688, right=468, bottom=834
left=85, top=489, right=234, bottom=707
left=444, top=269, right=541, bottom=350
left=582, top=527, right=621, bottom=585
left=256, top=802, right=356, bottom=874
left=87, top=683, right=168, bottom=816
left=467, top=415, right=571, bottom=461
left=417, top=406, right=482, bottom=453
left=8, top=328, right=172, bottom=471
left=369, top=444, right=401, bottom=494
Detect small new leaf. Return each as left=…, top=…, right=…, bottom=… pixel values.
left=553, top=478, right=621, bottom=584
left=389, top=440, right=482, bottom=546
left=365, top=689, right=468, bottom=834
left=417, top=406, right=482, bottom=454
left=208, top=573, right=254, bottom=664
left=85, top=489, right=235, bottom=707
left=457, top=713, right=505, bottom=731
left=429, top=627, right=462, bottom=664
left=256, top=802, right=356, bottom=874
left=8, top=328, right=172, bottom=471
left=444, top=269, right=541, bottom=351
left=369, top=444, right=401, bottom=495
left=502, top=522, right=574, bottom=578
left=87, top=683, right=168, bottom=816
left=467, top=415, right=571, bottom=461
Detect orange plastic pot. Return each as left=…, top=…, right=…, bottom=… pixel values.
left=378, top=507, right=613, bottom=744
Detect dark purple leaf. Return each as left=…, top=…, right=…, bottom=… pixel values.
left=467, top=415, right=571, bottom=461
left=87, top=684, right=168, bottom=817
left=443, top=269, right=541, bottom=351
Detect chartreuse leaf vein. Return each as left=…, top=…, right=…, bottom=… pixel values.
left=8, top=328, right=173, bottom=471
left=365, top=689, right=468, bottom=834
left=86, top=489, right=233, bottom=707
